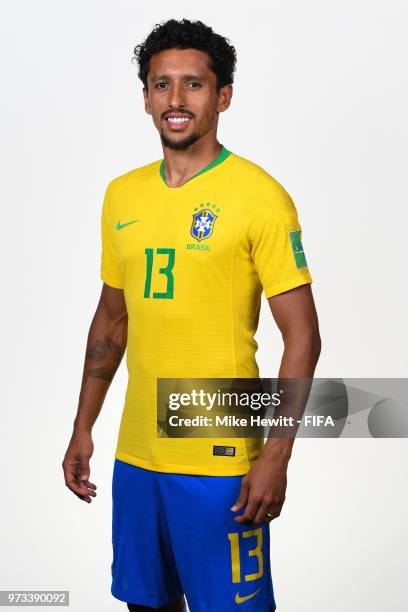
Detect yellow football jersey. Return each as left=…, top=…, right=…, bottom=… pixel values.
left=100, top=145, right=312, bottom=475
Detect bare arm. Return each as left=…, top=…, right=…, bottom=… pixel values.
left=62, top=283, right=128, bottom=502
left=262, top=283, right=321, bottom=461
left=232, top=284, right=321, bottom=524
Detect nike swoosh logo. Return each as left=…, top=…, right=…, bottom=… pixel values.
left=235, top=588, right=261, bottom=604
left=116, top=220, right=139, bottom=230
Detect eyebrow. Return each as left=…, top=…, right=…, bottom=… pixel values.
left=151, top=74, right=205, bottom=82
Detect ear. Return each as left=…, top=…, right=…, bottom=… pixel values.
left=217, top=84, right=233, bottom=114
left=143, top=86, right=152, bottom=115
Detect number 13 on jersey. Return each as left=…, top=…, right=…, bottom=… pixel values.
left=144, top=247, right=175, bottom=299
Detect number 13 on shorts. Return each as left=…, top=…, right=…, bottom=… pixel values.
left=228, top=528, right=264, bottom=583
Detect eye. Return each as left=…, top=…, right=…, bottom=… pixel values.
left=188, top=81, right=201, bottom=88
left=155, top=82, right=168, bottom=90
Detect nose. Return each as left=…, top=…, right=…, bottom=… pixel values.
left=168, top=81, right=186, bottom=109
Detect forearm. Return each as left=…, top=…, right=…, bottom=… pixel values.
left=73, top=308, right=128, bottom=433
left=278, top=330, right=321, bottom=379
left=262, top=332, right=321, bottom=462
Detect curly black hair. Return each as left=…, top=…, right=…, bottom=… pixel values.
left=133, top=18, right=237, bottom=91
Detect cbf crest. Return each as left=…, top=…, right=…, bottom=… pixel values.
left=190, top=203, right=221, bottom=242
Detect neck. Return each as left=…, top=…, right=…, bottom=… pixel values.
left=161, top=134, right=222, bottom=188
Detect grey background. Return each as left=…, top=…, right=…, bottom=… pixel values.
left=1, top=1, right=407, bottom=611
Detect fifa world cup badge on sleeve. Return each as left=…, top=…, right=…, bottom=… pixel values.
left=289, top=229, right=308, bottom=269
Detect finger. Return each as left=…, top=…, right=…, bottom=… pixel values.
left=73, top=490, right=93, bottom=503
left=79, top=479, right=97, bottom=494
left=64, top=459, right=97, bottom=489
left=253, top=502, right=276, bottom=524
left=81, top=479, right=97, bottom=490
left=62, top=460, right=94, bottom=502
left=70, top=486, right=94, bottom=503
left=66, top=476, right=97, bottom=502
left=260, top=502, right=283, bottom=524
left=230, top=478, right=249, bottom=512
left=79, top=459, right=91, bottom=483
left=233, top=498, right=260, bottom=524
left=65, top=458, right=96, bottom=489
left=67, top=476, right=97, bottom=495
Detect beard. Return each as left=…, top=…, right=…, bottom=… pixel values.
left=159, top=129, right=201, bottom=151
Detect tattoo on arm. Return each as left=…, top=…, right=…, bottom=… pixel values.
left=86, top=335, right=125, bottom=381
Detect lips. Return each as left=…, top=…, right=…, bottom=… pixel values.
left=164, top=113, right=192, bottom=120
left=167, top=117, right=190, bottom=123
left=164, top=114, right=192, bottom=130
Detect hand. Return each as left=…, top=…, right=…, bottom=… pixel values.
left=230, top=452, right=288, bottom=525
left=62, top=430, right=97, bottom=503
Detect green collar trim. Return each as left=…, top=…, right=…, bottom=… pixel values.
left=159, top=144, right=231, bottom=187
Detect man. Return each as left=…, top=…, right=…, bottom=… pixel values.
left=62, top=18, right=321, bottom=612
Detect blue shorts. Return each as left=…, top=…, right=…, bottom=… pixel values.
left=111, top=459, right=277, bottom=611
